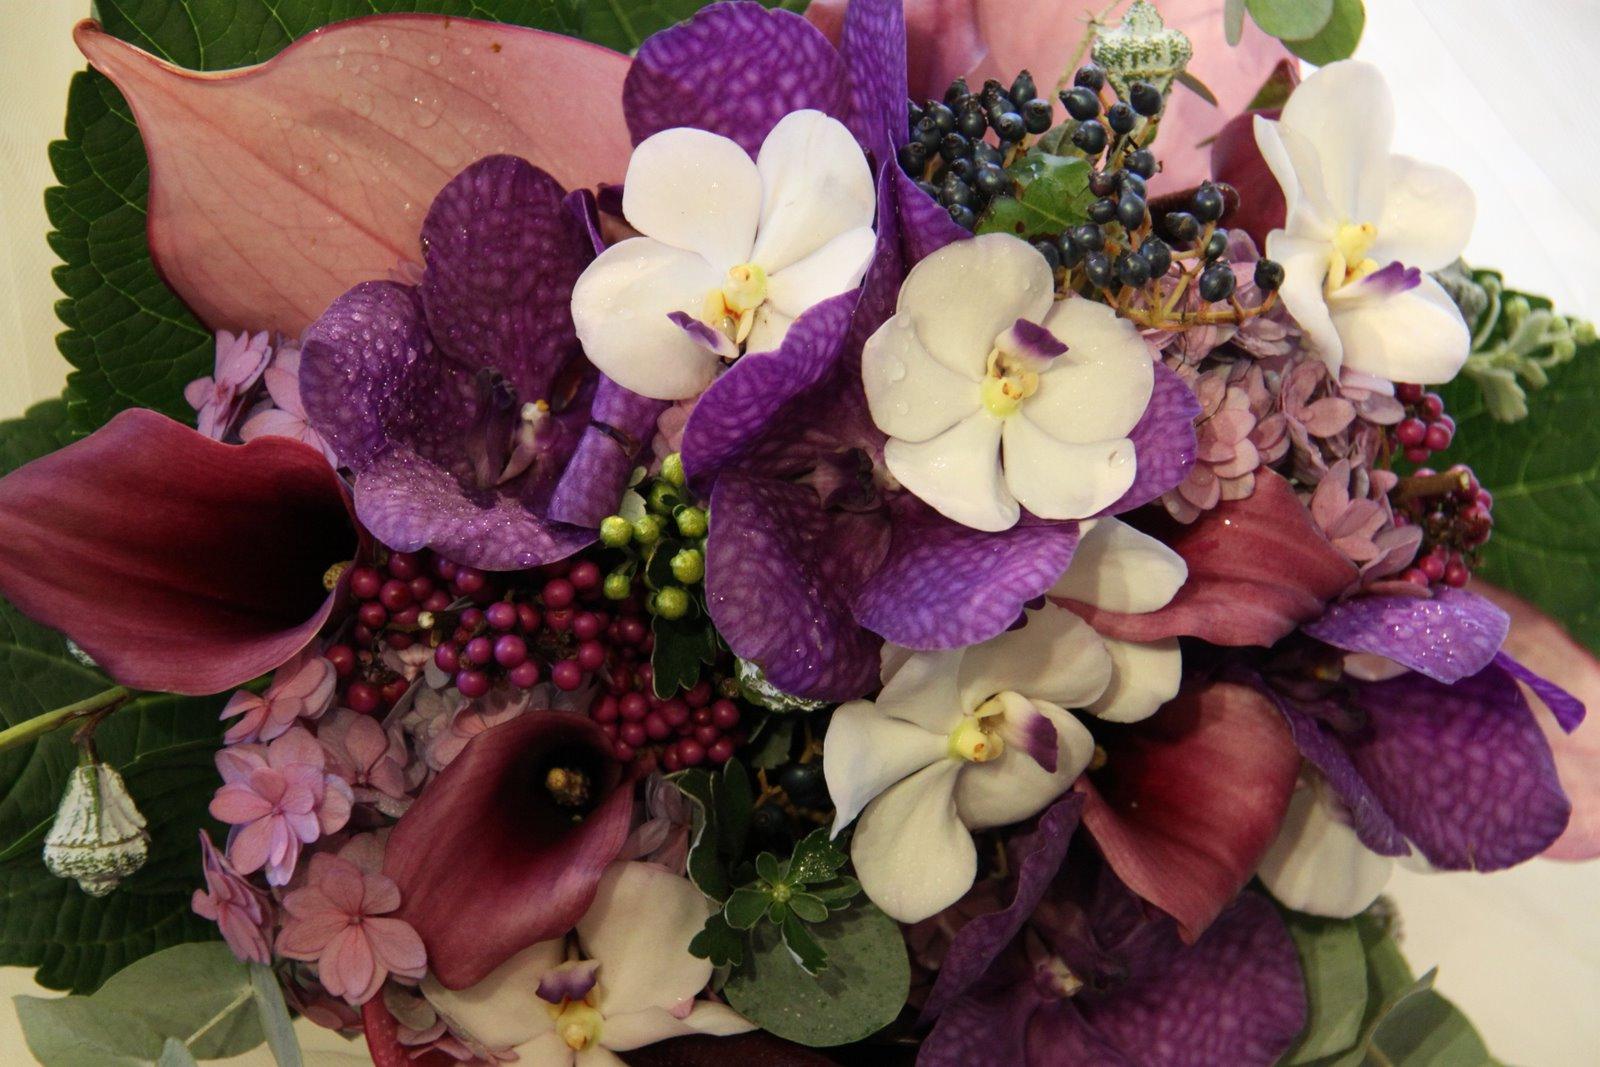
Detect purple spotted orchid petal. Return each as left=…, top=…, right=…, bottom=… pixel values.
left=838, top=0, right=908, bottom=162
left=563, top=188, right=605, bottom=257
left=921, top=984, right=1046, bottom=1067
left=547, top=378, right=669, bottom=528
left=623, top=3, right=850, bottom=154
left=1094, top=360, right=1201, bottom=517
left=920, top=794, right=1083, bottom=1024
left=894, top=167, right=969, bottom=265
left=705, top=474, right=890, bottom=700
left=1303, top=586, right=1510, bottom=684
left=852, top=498, right=1079, bottom=651
left=535, top=959, right=600, bottom=1005
left=1496, top=651, right=1586, bottom=734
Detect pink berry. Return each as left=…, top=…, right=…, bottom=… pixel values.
left=391, top=606, right=420, bottom=627
left=618, top=618, right=647, bottom=646
left=1423, top=423, right=1453, bottom=452
left=686, top=680, right=713, bottom=708
left=517, top=604, right=542, bottom=632
left=380, top=678, right=409, bottom=706
left=574, top=612, right=604, bottom=641
left=711, top=700, right=741, bottom=730
left=1400, top=567, right=1431, bottom=588
left=464, top=636, right=494, bottom=666
left=1419, top=552, right=1447, bottom=583
left=388, top=632, right=414, bottom=651
left=552, top=659, right=584, bottom=691
left=1395, top=382, right=1424, bottom=403
left=543, top=578, right=577, bottom=609
left=454, top=568, right=487, bottom=595
left=358, top=602, right=388, bottom=629
left=423, top=590, right=453, bottom=613
left=620, top=722, right=647, bottom=748
left=460, top=607, right=486, bottom=630
left=593, top=696, right=620, bottom=724
left=569, top=561, right=602, bottom=592
left=1395, top=418, right=1426, bottom=447
left=695, top=725, right=720, bottom=747
left=494, top=634, right=529, bottom=668
left=349, top=566, right=383, bottom=600
left=486, top=601, right=518, bottom=631
left=708, top=738, right=736, bottom=764
left=637, top=664, right=654, bottom=687
left=620, top=693, right=650, bottom=722
left=434, top=643, right=461, bottom=672
left=1444, top=559, right=1470, bottom=587
left=660, top=699, right=690, bottom=728
left=577, top=640, right=607, bottom=672
left=387, top=552, right=422, bottom=580
left=456, top=669, right=491, bottom=698
left=1404, top=446, right=1431, bottom=464
left=352, top=625, right=375, bottom=646
left=432, top=556, right=459, bottom=582
left=613, top=741, right=635, bottom=763
left=509, top=661, right=541, bottom=688
left=545, top=608, right=574, bottom=634
left=325, top=645, right=356, bottom=677
left=408, top=576, right=436, bottom=602
left=645, top=713, right=671, bottom=741
left=678, top=740, right=706, bottom=766
left=346, top=682, right=380, bottom=714
left=1420, top=393, right=1445, bottom=421
left=662, top=747, right=683, bottom=772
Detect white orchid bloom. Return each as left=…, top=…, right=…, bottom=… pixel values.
left=422, top=862, right=752, bottom=1063
left=1048, top=517, right=1186, bottom=722
left=1257, top=773, right=1395, bottom=919
left=1254, top=61, right=1475, bottom=386
left=571, top=110, right=876, bottom=401
left=861, top=233, right=1154, bottom=532
left=824, top=604, right=1118, bottom=923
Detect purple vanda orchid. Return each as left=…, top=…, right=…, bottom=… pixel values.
left=300, top=155, right=663, bottom=571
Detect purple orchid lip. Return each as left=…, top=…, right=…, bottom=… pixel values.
left=1355, top=261, right=1422, bottom=297
left=668, top=311, right=739, bottom=360
left=1003, top=318, right=1068, bottom=361
left=536, top=959, right=600, bottom=1005
left=1018, top=705, right=1060, bottom=774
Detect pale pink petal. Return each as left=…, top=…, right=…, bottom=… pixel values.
left=227, top=818, right=277, bottom=875
left=277, top=910, right=352, bottom=958
left=322, top=926, right=379, bottom=1003
left=361, top=871, right=403, bottom=917
left=318, top=777, right=355, bottom=834
left=363, top=916, right=428, bottom=977
left=268, top=725, right=326, bottom=770
left=75, top=16, right=632, bottom=336
left=209, top=784, right=274, bottom=824
left=318, top=858, right=369, bottom=915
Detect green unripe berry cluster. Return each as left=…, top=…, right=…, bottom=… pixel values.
left=595, top=454, right=711, bottom=621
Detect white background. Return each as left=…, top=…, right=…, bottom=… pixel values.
left=2, top=1, right=1599, bottom=1063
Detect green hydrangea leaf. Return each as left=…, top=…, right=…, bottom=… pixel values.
left=651, top=610, right=718, bottom=699
left=976, top=152, right=1094, bottom=240
left=1283, top=0, right=1365, bottom=64
left=577, top=0, right=809, bottom=53
left=670, top=760, right=753, bottom=901
left=723, top=902, right=909, bottom=1047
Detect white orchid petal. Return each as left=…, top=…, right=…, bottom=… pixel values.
left=1277, top=60, right=1395, bottom=225
left=622, top=127, right=760, bottom=271
left=1268, top=231, right=1343, bottom=370
left=1371, top=154, right=1476, bottom=271
left=575, top=1045, right=624, bottom=1067
left=1049, top=517, right=1187, bottom=613
left=1258, top=781, right=1395, bottom=919
left=875, top=648, right=967, bottom=732
left=572, top=238, right=724, bottom=400
left=1330, top=273, right=1470, bottom=385
left=578, top=863, right=714, bottom=1019
left=885, top=410, right=1017, bottom=531
left=743, top=305, right=795, bottom=356
left=1253, top=116, right=1317, bottom=237
left=1001, top=414, right=1136, bottom=521
left=749, top=110, right=876, bottom=275
left=897, top=233, right=1056, bottom=379
left=862, top=316, right=983, bottom=443
left=1029, top=297, right=1154, bottom=444
left=765, top=227, right=876, bottom=318
left=850, top=761, right=975, bottom=923
left=1085, top=636, right=1182, bottom=723
left=600, top=1003, right=754, bottom=1052
left=956, top=604, right=1113, bottom=712
left=823, top=700, right=948, bottom=834
left=954, top=699, right=1094, bottom=831
left=421, top=940, right=564, bottom=1050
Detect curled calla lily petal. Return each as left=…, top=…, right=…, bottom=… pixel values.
left=1080, top=679, right=1300, bottom=939
left=385, top=712, right=634, bottom=989
left=0, top=410, right=354, bottom=695
left=1067, top=470, right=1357, bottom=647
left=75, top=15, right=632, bottom=336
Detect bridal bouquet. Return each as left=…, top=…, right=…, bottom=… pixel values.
left=4, top=0, right=1597, bottom=1064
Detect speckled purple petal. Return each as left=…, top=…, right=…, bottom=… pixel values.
left=623, top=2, right=850, bottom=155
left=681, top=291, right=857, bottom=489
left=705, top=473, right=889, bottom=701
left=853, top=501, right=1079, bottom=651
left=419, top=155, right=588, bottom=405
left=1344, top=665, right=1570, bottom=869
left=300, top=281, right=452, bottom=469
left=894, top=166, right=968, bottom=265
left=354, top=449, right=593, bottom=571
left=920, top=794, right=1083, bottom=1025
left=1304, top=586, right=1510, bottom=684
left=563, top=188, right=605, bottom=256
left=547, top=377, right=668, bottom=528
left=1049, top=892, right=1306, bottom=1067
left=1496, top=651, right=1586, bottom=734
left=838, top=0, right=907, bottom=162
left=921, top=985, right=1047, bottom=1067
left=1095, top=360, right=1200, bottom=518
left=1267, top=686, right=1409, bottom=856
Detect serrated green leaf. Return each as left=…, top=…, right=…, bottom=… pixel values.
left=723, top=902, right=909, bottom=1047
left=745, top=714, right=796, bottom=770
left=809, top=876, right=861, bottom=909
left=785, top=826, right=847, bottom=886
left=787, top=892, right=829, bottom=924
left=1280, top=913, right=1369, bottom=1063
left=725, top=886, right=773, bottom=930
left=1246, top=0, right=1333, bottom=42
left=1283, top=0, right=1365, bottom=64
left=1439, top=313, right=1600, bottom=654
left=976, top=153, right=1093, bottom=240
left=779, top=911, right=828, bottom=976
left=670, top=760, right=752, bottom=902
left=688, top=911, right=745, bottom=969
left=651, top=611, right=718, bottom=698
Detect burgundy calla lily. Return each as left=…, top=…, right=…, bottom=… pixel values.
left=0, top=409, right=355, bottom=695
left=384, top=711, right=635, bottom=989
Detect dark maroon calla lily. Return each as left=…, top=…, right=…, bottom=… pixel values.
left=384, top=711, right=635, bottom=989
left=0, top=408, right=354, bottom=695
left=1078, top=679, right=1301, bottom=941
left=1066, top=470, right=1357, bottom=648
left=1212, top=105, right=1288, bottom=248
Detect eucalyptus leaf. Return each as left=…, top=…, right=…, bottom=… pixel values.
left=723, top=903, right=909, bottom=1047
left=1283, top=0, right=1366, bottom=64
left=1224, top=0, right=1246, bottom=45
left=1281, top=914, right=1369, bottom=1063
left=1245, top=0, right=1333, bottom=41
left=158, top=1038, right=200, bottom=1067
left=249, top=963, right=304, bottom=1067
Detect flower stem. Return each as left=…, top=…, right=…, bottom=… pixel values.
left=0, top=687, right=133, bottom=755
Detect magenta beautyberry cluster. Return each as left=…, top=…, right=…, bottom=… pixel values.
left=1391, top=383, right=1455, bottom=463
left=592, top=675, right=744, bottom=768
left=1394, top=465, right=1494, bottom=589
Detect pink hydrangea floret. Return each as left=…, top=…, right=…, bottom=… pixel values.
left=209, top=726, right=353, bottom=886
left=191, top=830, right=273, bottom=964
left=275, top=851, right=427, bottom=1005
left=221, top=650, right=337, bottom=744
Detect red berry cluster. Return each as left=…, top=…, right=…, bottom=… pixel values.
left=1394, top=465, right=1494, bottom=589
left=1391, top=383, right=1455, bottom=463
left=592, top=675, right=744, bottom=767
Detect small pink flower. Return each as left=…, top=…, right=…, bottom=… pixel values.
left=209, top=727, right=353, bottom=886
left=185, top=330, right=273, bottom=440
left=239, top=343, right=339, bottom=465
left=319, top=709, right=410, bottom=816
left=191, top=831, right=273, bottom=964
left=275, top=852, right=427, bottom=1005
left=221, top=650, right=337, bottom=744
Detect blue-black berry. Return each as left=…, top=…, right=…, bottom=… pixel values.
left=973, top=141, right=1005, bottom=168
left=948, top=156, right=977, bottom=183
left=939, top=132, right=971, bottom=163
left=897, top=142, right=928, bottom=176
left=1089, top=170, right=1118, bottom=197
left=1023, top=98, right=1053, bottom=134
left=1072, top=120, right=1108, bottom=155
left=1192, top=182, right=1225, bottom=223
left=1203, top=229, right=1229, bottom=261
left=1033, top=238, right=1062, bottom=271
left=927, top=102, right=956, bottom=134
left=944, top=77, right=971, bottom=107
left=1141, top=236, right=1173, bottom=278
left=1062, top=87, right=1101, bottom=121
left=1010, top=70, right=1038, bottom=105
left=958, top=104, right=988, bottom=139
left=915, top=117, right=941, bottom=150
left=1254, top=258, right=1285, bottom=292
left=1084, top=251, right=1114, bottom=289
left=1089, top=197, right=1117, bottom=224
left=974, top=163, right=1009, bottom=199
left=1072, top=223, right=1106, bottom=252
left=1164, top=211, right=1201, bottom=243
left=1125, top=148, right=1157, bottom=179
left=1106, top=101, right=1136, bottom=135
left=947, top=203, right=977, bottom=230
left=940, top=174, right=975, bottom=208
left=1117, top=192, right=1147, bottom=230
left=1116, top=251, right=1151, bottom=288
left=1057, top=234, right=1085, bottom=268
left=1198, top=262, right=1236, bottom=302
left=1129, top=81, right=1162, bottom=117
left=1074, top=64, right=1105, bottom=91
left=994, top=111, right=1026, bottom=143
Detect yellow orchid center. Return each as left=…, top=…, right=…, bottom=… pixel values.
left=550, top=1000, right=603, bottom=1052
left=701, top=262, right=769, bottom=347
left=981, top=348, right=1041, bottom=418
left=1327, top=221, right=1379, bottom=293
left=949, top=694, right=1010, bottom=763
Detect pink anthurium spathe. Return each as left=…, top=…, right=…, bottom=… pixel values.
left=0, top=409, right=356, bottom=695
left=75, top=15, right=633, bottom=336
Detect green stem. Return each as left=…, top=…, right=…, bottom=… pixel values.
left=0, top=687, right=132, bottom=755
